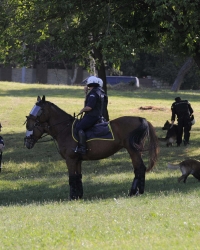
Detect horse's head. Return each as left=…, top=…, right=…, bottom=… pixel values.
left=24, top=95, right=49, bottom=149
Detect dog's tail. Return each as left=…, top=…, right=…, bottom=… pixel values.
left=167, top=163, right=180, bottom=170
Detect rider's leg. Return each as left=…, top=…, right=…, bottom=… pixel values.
left=77, top=130, right=87, bottom=154
left=75, top=115, right=98, bottom=154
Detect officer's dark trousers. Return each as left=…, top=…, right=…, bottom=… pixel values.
left=76, top=115, right=99, bottom=148
left=76, top=115, right=99, bottom=132
left=177, top=116, right=191, bottom=145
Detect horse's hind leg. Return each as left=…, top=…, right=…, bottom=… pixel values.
left=130, top=162, right=146, bottom=195
left=129, top=152, right=146, bottom=196
left=137, top=162, right=146, bottom=194
left=76, top=174, right=83, bottom=198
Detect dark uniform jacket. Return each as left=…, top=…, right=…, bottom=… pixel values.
left=84, top=87, right=108, bottom=118
left=76, top=87, right=108, bottom=132
left=171, top=100, right=193, bottom=121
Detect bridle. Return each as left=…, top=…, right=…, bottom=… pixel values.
left=24, top=102, right=74, bottom=147
left=24, top=103, right=47, bottom=135
left=25, top=115, right=49, bottom=140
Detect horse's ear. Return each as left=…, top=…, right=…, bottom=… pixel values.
left=42, top=95, right=45, bottom=102
left=37, top=96, right=41, bottom=102
left=0, top=123, right=2, bottom=128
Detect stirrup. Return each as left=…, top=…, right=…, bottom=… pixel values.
left=74, top=146, right=87, bottom=155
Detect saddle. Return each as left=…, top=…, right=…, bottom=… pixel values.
left=72, top=119, right=115, bottom=142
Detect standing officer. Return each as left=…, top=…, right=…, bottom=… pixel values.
left=171, top=97, right=194, bottom=146
left=75, top=76, right=108, bottom=155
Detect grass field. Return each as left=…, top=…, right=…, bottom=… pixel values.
left=0, top=81, right=200, bottom=249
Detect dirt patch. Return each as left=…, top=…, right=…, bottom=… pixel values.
left=139, top=106, right=167, bottom=111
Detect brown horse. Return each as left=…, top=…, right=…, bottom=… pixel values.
left=24, top=96, right=159, bottom=200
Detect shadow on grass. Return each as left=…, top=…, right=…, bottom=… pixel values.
left=0, top=173, right=199, bottom=206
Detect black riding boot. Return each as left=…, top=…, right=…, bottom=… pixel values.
left=75, top=130, right=87, bottom=155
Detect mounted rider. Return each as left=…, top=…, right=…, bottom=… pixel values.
left=75, top=76, right=108, bottom=155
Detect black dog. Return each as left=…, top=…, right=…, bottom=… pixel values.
left=162, top=120, right=178, bottom=147
left=161, top=115, right=195, bottom=147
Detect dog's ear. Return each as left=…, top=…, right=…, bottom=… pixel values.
left=42, top=95, right=45, bottom=102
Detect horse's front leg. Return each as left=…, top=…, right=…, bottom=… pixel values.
left=67, top=159, right=83, bottom=200
left=69, top=174, right=83, bottom=200
left=130, top=160, right=146, bottom=196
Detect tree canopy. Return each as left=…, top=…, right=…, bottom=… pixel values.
left=1, top=0, right=200, bottom=90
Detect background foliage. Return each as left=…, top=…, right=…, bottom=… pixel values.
left=120, top=52, right=200, bottom=89
left=1, top=0, right=200, bottom=89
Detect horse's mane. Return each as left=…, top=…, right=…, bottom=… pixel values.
left=45, top=100, right=75, bottom=121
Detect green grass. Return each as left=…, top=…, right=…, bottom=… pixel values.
left=0, top=81, right=200, bottom=249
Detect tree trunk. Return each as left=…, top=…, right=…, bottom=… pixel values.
left=70, top=64, right=78, bottom=85
left=92, top=47, right=109, bottom=121
left=89, top=55, right=96, bottom=75
left=193, top=51, right=200, bottom=69
left=171, top=57, right=194, bottom=92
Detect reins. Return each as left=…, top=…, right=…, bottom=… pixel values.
left=36, top=133, right=61, bottom=153
left=28, top=114, right=80, bottom=153
left=35, top=118, right=73, bottom=153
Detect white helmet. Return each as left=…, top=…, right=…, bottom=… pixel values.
left=97, top=77, right=103, bottom=88
left=86, top=76, right=100, bottom=87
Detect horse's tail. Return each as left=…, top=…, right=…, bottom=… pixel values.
left=129, top=118, right=159, bottom=172
left=146, top=120, right=159, bottom=171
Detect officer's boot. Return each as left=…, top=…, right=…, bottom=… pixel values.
left=76, top=130, right=87, bottom=155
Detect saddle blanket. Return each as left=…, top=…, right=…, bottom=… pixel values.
left=72, top=120, right=115, bottom=142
